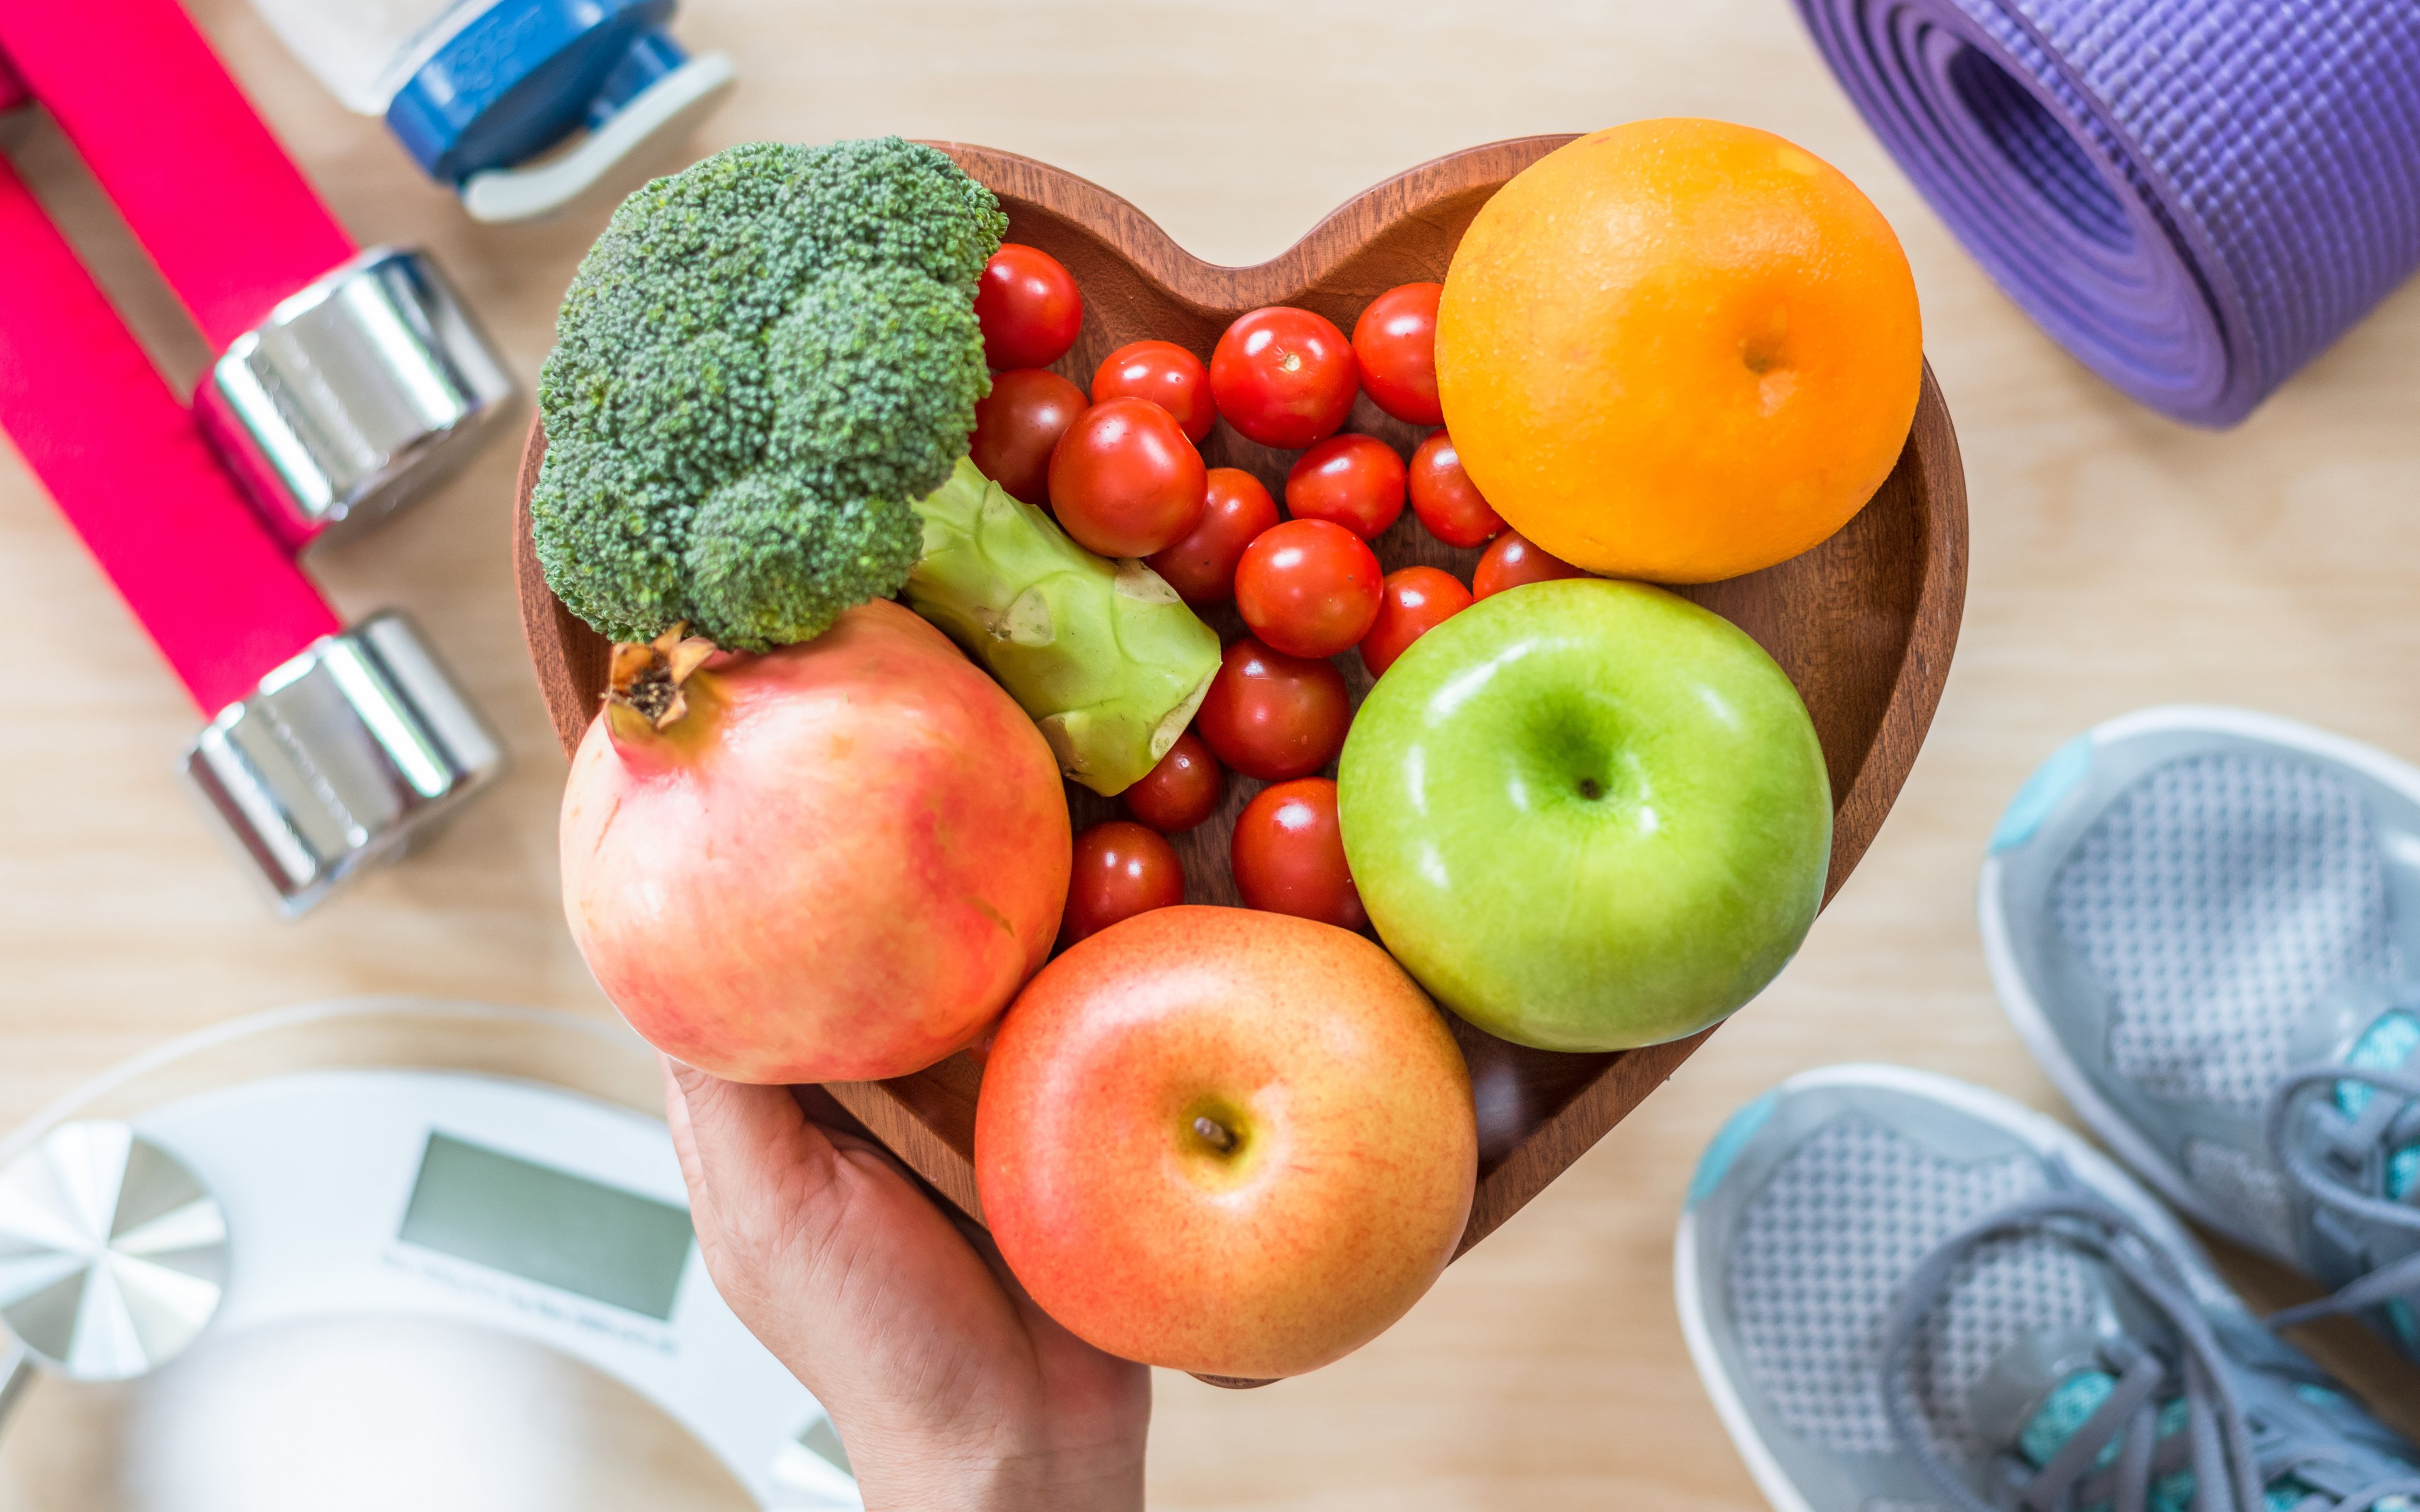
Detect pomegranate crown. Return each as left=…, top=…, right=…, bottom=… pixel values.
left=606, top=624, right=717, bottom=740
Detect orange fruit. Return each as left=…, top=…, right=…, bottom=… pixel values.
left=1434, top=118, right=1922, bottom=583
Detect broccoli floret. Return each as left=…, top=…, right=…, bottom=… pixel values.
left=763, top=262, right=991, bottom=508
left=776, top=135, right=1007, bottom=289
left=531, top=137, right=1006, bottom=650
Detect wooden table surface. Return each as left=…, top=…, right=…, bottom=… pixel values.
left=3, top=2, right=2416, bottom=1506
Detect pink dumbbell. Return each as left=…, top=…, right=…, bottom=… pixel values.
left=0, top=0, right=516, bottom=912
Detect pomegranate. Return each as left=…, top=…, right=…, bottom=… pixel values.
left=561, top=600, right=1072, bottom=1083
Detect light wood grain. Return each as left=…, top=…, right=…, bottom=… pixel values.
left=3, top=1, right=2416, bottom=1506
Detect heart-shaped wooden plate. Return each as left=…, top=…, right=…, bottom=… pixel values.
left=515, top=135, right=1966, bottom=1262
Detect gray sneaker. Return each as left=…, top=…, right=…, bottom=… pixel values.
left=1676, top=1064, right=2420, bottom=1512
left=1980, top=707, right=2420, bottom=1361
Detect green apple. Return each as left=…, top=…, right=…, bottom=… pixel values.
left=1337, top=578, right=1830, bottom=1051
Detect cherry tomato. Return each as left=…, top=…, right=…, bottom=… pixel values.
left=1284, top=433, right=1406, bottom=540
left=1092, top=340, right=1214, bottom=443
left=1359, top=566, right=1473, bottom=679
left=1407, top=430, right=1506, bottom=548
left=1209, top=306, right=1357, bottom=449
left=975, top=244, right=1083, bottom=370
left=1122, top=730, right=1224, bottom=833
left=1473, top=529, right=1588, bottom=599
left=1351, top=282, right=1444, bottom=426
left=1234, top=518, right=1385, bottom=660
left=1231, top=777, right=1366, bottom=929
left=970, top=369, right=1088, bottom=505
left=1048, top=397, right=1207, bottom=558
left=1146, top=467, right=1280, bottom=605
left=1195, top=636, right=1352, bottom=782
left=1061, top=820, right=1185, bottom=948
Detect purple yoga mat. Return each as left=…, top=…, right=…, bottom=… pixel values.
left=1796, top=0, right=2420, bottom=427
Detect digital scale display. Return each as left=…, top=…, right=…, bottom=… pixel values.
left=398, top=1132, right=696, bottom=1320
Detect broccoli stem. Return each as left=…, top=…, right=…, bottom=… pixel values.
left=907, top=457, right=1222, bottom=797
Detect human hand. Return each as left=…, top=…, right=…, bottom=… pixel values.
left=663, top=1061, right=1151, bottom=1512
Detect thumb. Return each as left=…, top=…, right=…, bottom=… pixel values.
left=665, top=1057, right=833, bottom=1176
left=664, top=1059, right=850, bottom=1247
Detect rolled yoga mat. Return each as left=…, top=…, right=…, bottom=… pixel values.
left=1796, top=0, right=2420, bottom=427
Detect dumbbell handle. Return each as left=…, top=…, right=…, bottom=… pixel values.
left=0, top=0, right=355, bottom=350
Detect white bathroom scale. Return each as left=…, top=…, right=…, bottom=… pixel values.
left=0, top=1000, right=858, bottom=1512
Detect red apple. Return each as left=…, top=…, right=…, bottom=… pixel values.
left=561, top=600, right=1071, bottom=1083
left=974, top=905, right=1476, bottom=1378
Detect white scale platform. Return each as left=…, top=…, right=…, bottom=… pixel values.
left=0, top=1002, right=860, bottom=1512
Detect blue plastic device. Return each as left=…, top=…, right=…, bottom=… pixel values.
left=386, top=0, right=687, bottom=186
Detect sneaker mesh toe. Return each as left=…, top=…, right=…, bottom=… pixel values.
left=1727, top=1117, right=2094, bottom=1455
left=2052, top=753, right=2399, bottom=1114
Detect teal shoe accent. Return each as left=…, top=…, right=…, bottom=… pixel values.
left=2020, top=1370, right=2117, bottom=1467
left=2020, top=1377, right=2311, bottom=1512
left=1990, top=734, right=2094, bottom=854
left=1688, top=1092, right=1778, bottom=1210
left=2337, top=1012, right=2419, bottom=1201
left=2339, top=1012, right=2420, bottom=1106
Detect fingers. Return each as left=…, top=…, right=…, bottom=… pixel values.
left=666, top=1060, right=1151, bottom=1494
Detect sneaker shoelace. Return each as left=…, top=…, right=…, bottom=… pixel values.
left=2264, top=1062, right=2420, bottom=1349
left=1881, top=1193, right=2420, bottom=1512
